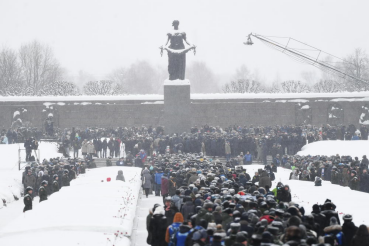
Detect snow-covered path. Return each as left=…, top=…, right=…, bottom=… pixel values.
left=131, top=191, right=163, bottom=246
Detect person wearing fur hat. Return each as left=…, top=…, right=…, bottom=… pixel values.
left=323, top=217, right=343, bottom=245
left=149, top=205, right=168, bottom=246
left=342, top=214, right=357, bottom=246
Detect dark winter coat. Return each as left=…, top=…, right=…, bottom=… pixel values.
left=116, top=170, right=125, bottom=181
left=321, top=210, right=341, bottom=227
left=259, top=172, right=271, bottom=189
left=165, top=205, right=179, bottom=227
left=277, top=187, right=291, bottom=202
left=23, top=194, right=32, bottom=212
left=52, top=180, right=59, bottom=192
left=195, top=208, right=215, bottom=225
left=39, top=185, right=48, bottom=202
left=62, top=174, right=70, bottom=186
left=181, top=201, right=195, bottom=220
left=359, top=173, right=369, bottom=192
left=149, top=214, right=168, bottom=246
left=342, top=221, right=357, bottom=246
left=349, top=175, right=359, bottom=190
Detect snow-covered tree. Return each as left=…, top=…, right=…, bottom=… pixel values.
left=222, top=79, right=264, bottom=93
left=313, top=80, right=342, bottom=93
left=39, top=81, right=80, bottom=96
left=279, top=80, right=310, bottom=93
left=83, top=80, right=124, bottom=95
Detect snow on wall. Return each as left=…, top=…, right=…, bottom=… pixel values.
left=0, top=167, right=142, bottom=246
left=0, top=91, right=369, bottom=102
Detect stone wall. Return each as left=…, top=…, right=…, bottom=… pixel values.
left=0, top=95, right=368, bottom=130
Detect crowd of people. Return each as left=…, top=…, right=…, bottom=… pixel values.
left=279, top=154, right=369, bottom=193
left=140, top=152, right=369, bottom=246
left=22, top=156, right=126, bottom=212
left=45, top=123, right=368, bottom=164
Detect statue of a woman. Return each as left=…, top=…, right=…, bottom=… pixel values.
left=161, top=20, right=195, bottom=80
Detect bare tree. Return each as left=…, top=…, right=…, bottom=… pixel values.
left=19, top=40, right=64, bottom=95
left=83, top=80, right=123, bottom=95
left=313, top=80, right=342, bottom=93
left=223, top=79, right=264, bottom=93
left=0, top=47, right=21, bottom=89
left=280, top=80, right=310, bottom=93
left=343, top=48, right=369, bottom=91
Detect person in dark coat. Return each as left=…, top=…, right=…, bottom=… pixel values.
left=351, top=224, right=369, bottom=246
left=277, top=185, right=291, bottom=203
left=142, top=168, right=152, bottom=198
left=359, top=169, right=369, bottom=193
left=102, top=139, right=108, bottom=158
left=259, top=170, right=271, bottom=189
left=349, top=170, right=359, bottom=190
left=181, top=196, right=195, bottom=220
left=62, top=170, right=70, bottom=187
left=39, top=180, right=48, bottom=202
left=116, top=170, right=125, bottom=181
left=149, top=206, right=168, bottom=246
left=23, top=186, right=33, bottom=212
left=164, top=196, right=179, bottom=227
left=52, top=174, right=59, bottom=193
left=342, top=214, right=357, bottom=246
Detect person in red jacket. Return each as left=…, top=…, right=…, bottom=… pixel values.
left=161, top=173, right=169, bottom=203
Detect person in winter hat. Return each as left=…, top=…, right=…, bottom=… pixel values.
left=342, top=214, right=358, bottom=246
left=116, top=170, right=125, bottom=182
left=165, top=212, right=184, bottom=246
left=23, top=186, right=33, bottom=212
left=314, top=176, right=322, bottom=186
left=149, top=206, right=168, bottom=246
left=323, top=217, right=343, bottom=246
left=39, top=180, right=48, bottom=202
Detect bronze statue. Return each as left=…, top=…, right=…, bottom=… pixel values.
left=160, top=20, right=196, bottom=80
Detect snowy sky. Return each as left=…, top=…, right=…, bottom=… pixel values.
left=0, top=0, right=368, bottom=85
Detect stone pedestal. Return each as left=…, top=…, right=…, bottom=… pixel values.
left=163, top=79, right=191, bottom=134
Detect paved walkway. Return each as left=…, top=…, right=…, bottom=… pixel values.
left=131, top=189, right=163, bottom=246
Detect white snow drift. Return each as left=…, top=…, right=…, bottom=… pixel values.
left=297, top=140, right=369, bottom=157
left=0, top=166, right=142, bottom=246
left=0, top=142, right=62, bottom=207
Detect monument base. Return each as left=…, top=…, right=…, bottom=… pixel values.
left=163, top=79, right=191, bottom=135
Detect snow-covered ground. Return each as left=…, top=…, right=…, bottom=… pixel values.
left=0, top=166, right=142, bottom=246
left=0, top=142, right=63, bottom=207
left=243, top=164, right=369, bottom=225
left=297, top=140, right=369, bottom=157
